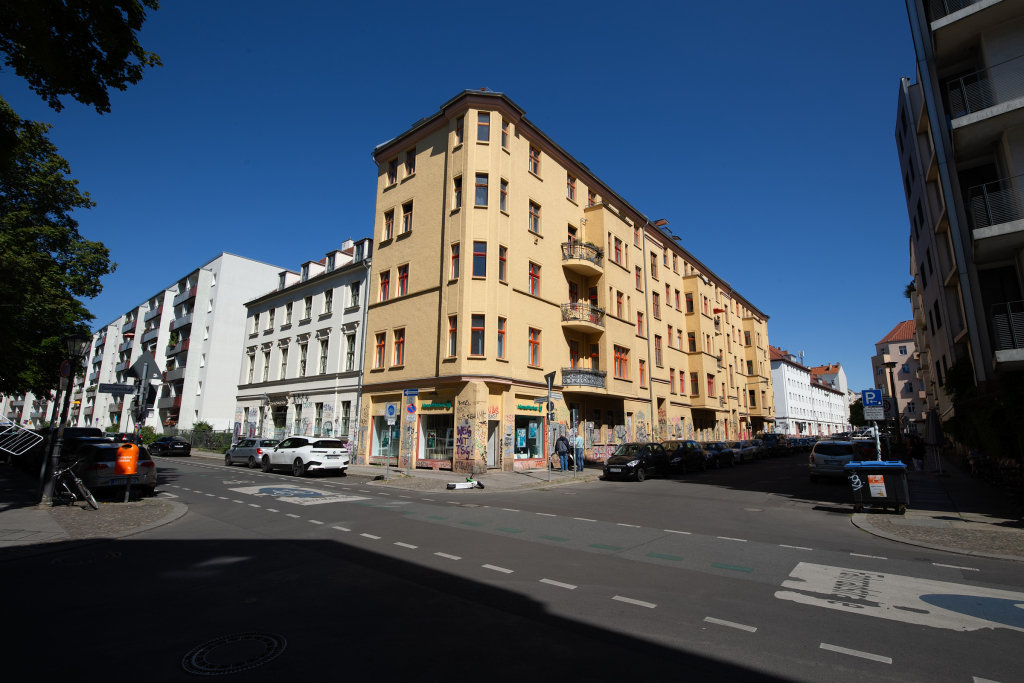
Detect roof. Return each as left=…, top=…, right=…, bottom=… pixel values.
left=877, top=321, right=915, bottom=345
left=769, top=346, right=808, bottom=373
left=809, top=363, right=841, bottom=376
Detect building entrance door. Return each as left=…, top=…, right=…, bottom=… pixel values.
left=487, top=420, right=499, bottom=468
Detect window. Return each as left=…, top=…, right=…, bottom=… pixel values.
left=672, top=254, right=678, bottom=273
left=529, top=262, right=540, bottom=296
left=285, top=302, right=293, bottom=324
left=639, top=359, right=647, bottom=387
left=707, top=374, right=715, bottom=397
left=398, top=265, right=409, bottom=296
left=635, top=267, right=642, bottom=290
left=323, top=290, right=333, bottom=314
left=528, top=202, right=540, bottom=233
left=303, top=296, right=312, bottom=320
left=667, top=325, right=673, bottom=346
left=744, top=330, right=751, bottom=346
left=529, top=146, right=540, bottom=174
left=299, top=343, right=308, bottom=376
left=748, top=389, right=756, bottom=407
left=654, top=335, right=663, bottom=366
left=318, top=339, right=328, bottom=374
left=614, top=346, right=629, bottom=379
left=685, top=292, right=693, bottom=313
left=374, top=333, right=385, bottom=368
left=477, top=111, right=490, bottom=141
left=637, top=312, right=644, bottom=336
left=456, top=116, right=464, bottom=144
left=262, top=351, right=270, bottom=382
left=933, top=300, right=943, bottom=329
left=920, top=263, right=928, bottom=289
left=326, top=254, right=335, bottom=272
left=688, top=332, right=696, bottom=352
left=935, top=361, right=944, bottom=387
left=690, top=372, right=699, bottom=395
left=475, top=173, right=488, bottom=206
left=650, top=252, right=658, bottom=279
left=591, top=344, right=600, bottom=370
left=498, top=246, right=507, bottom=282
left=898, top=345, right=908, bottom=355
left=278, top=273, right=286, bottom=290
left=379, top=272, right=390, bottom=302
left=268, top=308, right=275, bottom=329
left=613, top=238, right=622, bottom=264
left=454, top=177, right=462, bottom=209
left=925, top=247, right=934, bottom=275
left=470, top=315, right=485, bottom=356
left=451, top=244, right=460, bottom=279
left=528, top=328, right=540, bottom=366
left=567, top=174, right=576, bottom=202
left=340, top=401, right=351, bottom=435
left=616, top=291, right=623, bottom=318
left=393, top=329, right=405, bottom=366
left=253, top=311, right=260, bottom=334
left=448, top=316, right=458, bottom=357
left=902, top=363, right=910, bottom=374
left=652, top=292, right=660, bottom=318
left=670, top=369, right=676, bottom=393
left=197, top=380, right=202, bottom=396
left=663, top=249, right=668, bottom=266
left=501, top=119, right=509, bottom=148
left=674, top=290, right=680, bottom=310
left=405, top=147, right=416, bottom=175
left=588, top=190, right=596, bottom=207
left=346, top=334, right=355, bottom=371
left=746, top=360, right=753, bottom=374
left=402, top=202, right=413, bottom=233
left=500, top=179, right=508, bottom=212
left=349, top=282, right=360, bottom=308
left=387, top=158, right=397, bottom=185
left=634, top=226, right=640, bottom=247
left=497, top=317, right=506, bottom=359
left=315, top=403, right=323, bottom=436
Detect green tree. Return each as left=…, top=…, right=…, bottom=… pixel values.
left=0, top=98, right=114, bottom=396
left=193, top=420, right=213, bottom=433
left=849, top=399, right=866, bottom=427
left=904, top=281, right=916, bottom=299
left=138, top=425, right=158, bottom=444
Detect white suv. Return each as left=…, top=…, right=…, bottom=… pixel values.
left=261, top=437, right=350, bottom=477
left=808, top=440, right=856, bottom=483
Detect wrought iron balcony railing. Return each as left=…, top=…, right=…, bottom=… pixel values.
left=967, top=174, right=1024, bottom=230
left=560, top=242, right=603, bottom=268
left=561, top=302, right=605, bottom=327
left=948, top=54, right=1024, bottom=119
left=929, top=0, right=983, bottom=21
left=992, top=300, right=1024, bottom=350
left=561, top=367, right=606, bottom=389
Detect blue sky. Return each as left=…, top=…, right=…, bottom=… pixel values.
left=1, top=0, right=914, bottom=393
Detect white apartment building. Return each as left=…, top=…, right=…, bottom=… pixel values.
left=869, top=321, right=927, bottom=434
left=71, top=253, right=284, bottom=432
left=235, top=239, right=372, bottom=445
left=770, top=347, right=848, bottom=436
left=1, top=392, right=53, bottom=429
left=809, top=362, right=852, bottom=428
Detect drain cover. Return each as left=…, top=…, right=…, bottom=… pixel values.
left=182, top=632, right=286, bottom=675
left=52, top=551, right=121, bottom=566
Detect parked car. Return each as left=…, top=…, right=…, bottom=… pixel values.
left=15, top=427, right=103, bottom=472
left=760, top=434, right=791, bottom=457
left=149, top=436, right=192, bottom=457
left=749, top=439, right=768, bottom=460
left=112, top=432, right=142, bottom=445
left=850, top=438, right=878, bottom=460
left=701, top=441, right=736, bottom=467
left=662, top=440, right=713, bottom=474
left=73, top=442, right=158, bottom=496
left=728, top=440, right=757, bottom=464
left=808, top=440, right=857, bottom=482
left=261, top=437, right=349, bottom=476
left=226, top=439, right=280, bottom=468
left=602, top=442, right=669, bottom=481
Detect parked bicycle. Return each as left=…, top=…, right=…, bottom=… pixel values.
left=53, top=458, right=98, bottom=509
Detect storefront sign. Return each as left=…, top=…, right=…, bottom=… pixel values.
left=516, top=404, right=542, bottom=412
left=422, top=402, right=452, bottom=410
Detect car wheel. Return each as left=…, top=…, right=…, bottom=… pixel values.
left=225, top=454, right=232, bottom=467
left=248, top=456, right=256, bottom=469
left=261, top=456, right=271, bottom=473
left=293, top=457, right=306, bottom=477
left=679, top=462, right=686, bottom=476
left=701, top=459, right=707, bottom=472
left=142, top=485, right=156, bottom=497
left=636, top=467, right=645, bottom=482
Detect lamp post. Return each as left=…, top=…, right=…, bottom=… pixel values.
left=883, top=361, right=903, bottom=446
left=40, top=331, right=91, bottom=505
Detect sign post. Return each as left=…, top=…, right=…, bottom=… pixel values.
left=862, top=390, right=884, bottom=461
left=116, top=443, right=139, bottom=503
left=543, top=372, right=557, bottom=482
left=385, top=402, right=398, bottom=482
left=403, top=389, right=418, bottom=475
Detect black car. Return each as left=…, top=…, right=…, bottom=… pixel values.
left=701, top=441, right=736, bottom=467
left=749, top=439, right=768, bottom=460
left=15, top=427, right=103, bottom=472
left=759, top=434, right=790, bottom=457
left=112, top=432, right=142, bottom=445
left=602, top=443, right=668, bottom=481
left=149, top=436, right=191, bottom=456
left=662, top=440, right=713, bottom=474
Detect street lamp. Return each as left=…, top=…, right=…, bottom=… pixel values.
left=41, top=331, right=91, bottom=505
left=883, top=360, right=903, bottom=446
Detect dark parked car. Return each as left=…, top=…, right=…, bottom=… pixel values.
left=112, top=432, right=142, bottom=445
left=602, top=443, right=668, bottom=481
left=749, top=439, right=768, bottom=460
left=15, top=427, right=103, bottom=472
left=149, top=436, right=191, bottom=456
left=662, top=440, right=713, bottom=474
left=759, top=434, right=791, bottom=457
left=701, top=441, right=736, bottom=467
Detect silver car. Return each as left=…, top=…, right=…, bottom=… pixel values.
left=225, top=438, right=280, bottom=468
left=74, top=443, right=158, bottom=496
left=809, top=440, right=857, bottom=482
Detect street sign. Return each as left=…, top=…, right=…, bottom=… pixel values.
left=882, top=397, right=897, bottom=418
left=862, top=389, right=883, bottom=407
left=864, top=406, right=884, bottom=420
left=126, top=351, right=163, bottom=380
left=385, top=403, right=397, bottom=425
left=59, top=360, right=71, bottom=378
left=98, top=383, right=139, bottom=396
left=403, top=388, right=419, bottom=397
left=534, top=393, right=563, bottom=403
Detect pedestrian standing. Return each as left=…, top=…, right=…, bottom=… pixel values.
left=574, top=431, right=585, bottom=471
left=912, top=438, right=925, bottom=472
left=554, top=433, right=571, bottom=472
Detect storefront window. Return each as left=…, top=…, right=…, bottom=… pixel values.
left=421, top=413, right=454, bottom=461
left=514, top=415, right=542, bottom=458
left=373, top=416, right=399, bottom=462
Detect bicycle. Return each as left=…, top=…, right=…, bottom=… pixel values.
left=53, top=458, right=98, bottom=510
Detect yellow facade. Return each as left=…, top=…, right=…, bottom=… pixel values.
left=353, top=91, right=774, bottom=474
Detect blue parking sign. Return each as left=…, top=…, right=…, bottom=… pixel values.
left=862, top=389, right=883, bottom=407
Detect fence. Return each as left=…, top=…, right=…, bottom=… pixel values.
left=173, top=428, right=235, bottom=452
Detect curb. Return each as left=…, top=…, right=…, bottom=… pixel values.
left=851, top=513, right=1024, bottom=563
left=115, top=499, right=189, bottom=539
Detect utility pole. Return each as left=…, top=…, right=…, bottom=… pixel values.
left=544, top=371, right=556, bottom=482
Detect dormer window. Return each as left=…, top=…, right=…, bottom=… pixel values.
left=327, top=255, right=335, bottom=272
left=354, top=242, right=364, bottom=262
left=279, top=274, right=286, bottom=290
left=301, top=265, right=309, bottom=282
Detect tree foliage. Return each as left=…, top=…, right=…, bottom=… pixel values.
left=0, top=1, right=161, bottom=114
left=941, top=357, right=1024, bottom=462
left=849, top=399, right=865, bottom=427
left=904, top=281, right=916, bottom=299
left=138, top=425, right=158, bottom=444
left=0, top=97, right=114, bottom=396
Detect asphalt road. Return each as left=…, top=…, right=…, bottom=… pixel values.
left=4, top=454, right=1021, bottom=683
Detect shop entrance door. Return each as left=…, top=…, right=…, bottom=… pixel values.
left=487, top=420, right=499, bottom=468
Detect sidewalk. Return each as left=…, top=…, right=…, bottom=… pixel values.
left=852, top=451, right=1024, bottom=561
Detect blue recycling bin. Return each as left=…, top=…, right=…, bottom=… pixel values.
left=845, top=461, right=909, bottom=514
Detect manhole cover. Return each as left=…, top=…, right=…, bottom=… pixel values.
left=52, top=551, right=121, bottom=566
left=459, top=504, right=482, bottom=508
left=182, top=632, right=286, bottom=675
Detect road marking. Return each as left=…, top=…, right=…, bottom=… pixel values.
left=422, top=498, right=434, bottom=501
left=713, top=563, right=753, bottom=573
left=497, top=527, right=523, bottom=533
left=435, top=552, right=460, bottom=560
left=718, top=536, right=747, bottom=542
left=590, top=543, right=621, bottom=551
left=781, top=545, right=812, bottom=550
left=613, top=595, right=656, bottom=608
left=286, top=514, right=300, bottom=518
left=182, top=487, right=191, bottom=490
left=540, top=535, right=569, bottom=542
left=819, top=643, right=891, bottom=664
left=934, top=563, right=979, bottom=571
left=218, top=496, right=228, bottom=499
left=378, top=493, right=390, bottom=496
left=233, top=500, right=244, bottom=504
left=248, top=503, right=260, bottom=507
left=502, top=508, right=519, bottom=512
left=647, top=552, right=683, bottom=561
left=205, top=493, right=215, bottom=497
left=360, top=533, right=380, bottom=539
left=664, top=529, right=691, bottom=534
left=460, top=521, right=483, bottom=527
left=618, top=523, right=640, bottom=528
left=574, top=517, right=596, bottom=522
left=704, top=617, right=757, bottom=632
left=540, top=579, right=576, bottom=589
left=309, top=520, right=324, bottom=525
left=537, top=512, right=556, bottom=516
left=193, top=490, right=203, bottom=493
left=359, top=490, right=370, bottom=492
left=974, top=677, right=1002, bottom=683
left=851, top=553, right=887, bottom=560
left=394, top=542, right=417, bottom=549
left=333, top=526, right=350, bottom=531
left=399, top=496, right=411, bottom=498
left=483, top=564, right=513, bottom=573
left=267, top=508, right=278, bottom=512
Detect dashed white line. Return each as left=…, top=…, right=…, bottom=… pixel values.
left=193, top=490, right=203, bottom=493
left=540, top=578, right=576, bottom=589
left=233, top=500, right=245, bottom=504
left=617, top=523, right=640, bottom=528
left=205, top=494, right=215, bottom=497
left=394, top=542, right=417, bottom=549
left=286, top=514, right=300, bottom=518
left=435, top=552, right=461, bottom=560
left=537, top=513, right=556, bottom=517
left=664, top=529, right=691, bottom=534
left=447, top=502, right=460, bottom=505
left=360, top=533, right=380, bottom=539
left=973, top=677, right=1002, bottom=683
left=333, top=526, right=350, bottom=531
left=309, top=520, right=324, bottom=525
left=850, top=553, right=887, bottom=560
left=780, top=544, right=812, bottom=550
left=378, top=493, right=390, bottom=496
left=422, top=498, right=434, bottom=501
left=574, top=517, right=596, bottom=522
left=399, top=496, right=411, bottom=499
left=819, top=643, right=891, bottom=664
left=267, top=509, right=278, bottom=513
left=613, top=595, right=656, bottom=608
left=218, top=496, right=228, bottom=500
left=502, top=508, right=519, bottom=512
left=704, top=617, right=757, bottom=632
left=482, top=564, right=514, bottom=573
left=182, top=487, right=191, bottom=491
left=934, top=563, right=979, bottom=571
left=248, top=504, right=260, bottom=508
left=718, top=536, right=747, bottom=542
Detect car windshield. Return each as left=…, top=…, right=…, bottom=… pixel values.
left=704, top=442, right=723, bottom=450
left=727, top=441, right=742, bottom=448
left=814, top=443, right=854, bottom=456
left=612, top=444, right=644, bottom=457
left=313, top=440, right=346, bottom=448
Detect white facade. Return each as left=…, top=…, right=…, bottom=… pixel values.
left=234, top=239, right=372, bottom=445
left=770, top=348, right=849, bottom=436
left=809, top=363, right=852, bottom=429
left=1, top=391, right=54, bottom=429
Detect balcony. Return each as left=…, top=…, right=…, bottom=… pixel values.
left=83, top=407, right=93, bottom=417
left=141, top=328, right=160, bottom=343
left=560, top=242, right=604, bottom=277
left=948, top=55, right=1024, bottom=154
left=109, top=401, right=123, bottom=412
left=164, top=366, right=186, bottom=383
left=166, top=339, right=190, bottom=356
left=114, top=361, right=128, bottom=373
left=88, top=371, right=99, bottom=382
left=560, top=367, right=606, bottom=390
left=119, top=338, right=133, bottom=353
left=122, top=319, right=136, bottom=334
left=173, top=286, right=197, bottom=307
left=560, top=303, right=605, bottom=334
left=157, top=396, right=182, bottom=410
left=29, top=411, right=42, bottom=419
left=144, top=305, right=163, bottom=322
left=966, top=174, right=1024, bottom=263
left=91, top=354, right=102, bottom=365
left=86, top=388, right=96, bottom=397
left=10, top=399, right=24, bottom=407
left=991, top=300, right=1024, bottom=370
left=170, top=313, right=192, bottom=331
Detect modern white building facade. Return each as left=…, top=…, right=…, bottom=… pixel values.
left=770, top=347, right=849, bottom=436
left=234, top=239, right=372, bottom=445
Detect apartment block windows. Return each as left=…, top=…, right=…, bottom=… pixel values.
left=529, top=146, right=540, bottom=175
left=477, top=111, right=490, bottom=141
left=528, top=328, right=540, bottom=366
left=663, top=249, right=668, bottom=267
left=925, top=248, right=934, bottom=275
left=374, top=333, right=385, bottom=369
left=637, top=312, right=644, bottom=337
left=475, top=174, right=488, bottom=206
left=667, top=325, right=674, bottom=347
left=268, top=308, right=275, bottom=329
left=315, top=403, right=323, bottom=436
left=588, top=191, right=596, bottom=207
left=349, top=282, right=360, bottom=309
left=672, top=254, right=678, bottom=273
left=280, top=347, right=288, bottom=379
left=674, top=290, right=680, bottom=310
left=326, top=254, right=335, bottom=272
left=935, top=361, right=944, bottom=387
left=253, top=312, right=260, bottom=334
left=746, top=360, right=753, bottom=375
left=402, top=202, right=413, bottom=233
left=614, top=346, right=629, bottom=380
left=652, top=292, right=660, bottom=318
left=469, top=241, right=487, bottom=278
left=501, top=119, right=509, bottom=148
left=933, top=300, right=943, bottom=330
left=500, top=180, right=508, bottom=212
left=613, top=238, right=622, bottom=265
left=279, top=273, right=286, bottom=290
left=498, top=246, right=507, bottom=282
left=451, top=244, right=460, bottom=279
left=688, top=332, right=696, bottom=352
left=567, top=174, right=576, bottom=202
left=497, top=317, right=506, bottom=359
left=323, top=290, right=333, bottom=314
left=650, top=252, right=658, bottom=279
left=616, top=291, right=623, bottom=318
left=707, top=375, right=715, bottom=397
left=591, top=344, right=600, bottom=371
left=470, top=315, right=485, bottom=356
left=393, top=329, right=405, bottom=366
left=387, top=158, right=397, bottom=185
left=654, top=335, right=663, bottom=366
left=690, top=372, right=699, bottom=395
left=670, top=369, right=676, bottom=393
left=898, top=345, right=908, bottom=355
left=398, top=265, right=409, bottom=296
left=318, top=339, right=328, bottom=374
left=405, top=147, right=416, bottom=175
left=456, top=116, right=464, bottom=144
left=920, top=263, right=928, bottom=289
left=340, top=401, right=351, bottom=435
left=636, top=267, right=642, bottom=290
left=748, top=390, right=756, bottom=407
left=744, top=331, right=751, bottom=346
left=569, top=340, right=580, bottom=368
left=379, top=271, right=390, bottom=302
left=454, top=177, right=462, bottom=209
left=639, top=359, right=647, bottom=387
left=346, top=334, right=356, bottom=371
left=262, top=351, right=270, bottom=382
left=529, top=262, right=540, bottom=296
left=448, top=316, right=457, bottom=357
left=299, top=343, right=308, bottom=376
left=303, top=296, right=312, bottom=320
left=529, top=202, right=541, bottom=233
left=634, top=227, right=640, bottom=247
left=685, top=292, right=693, bottom=313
